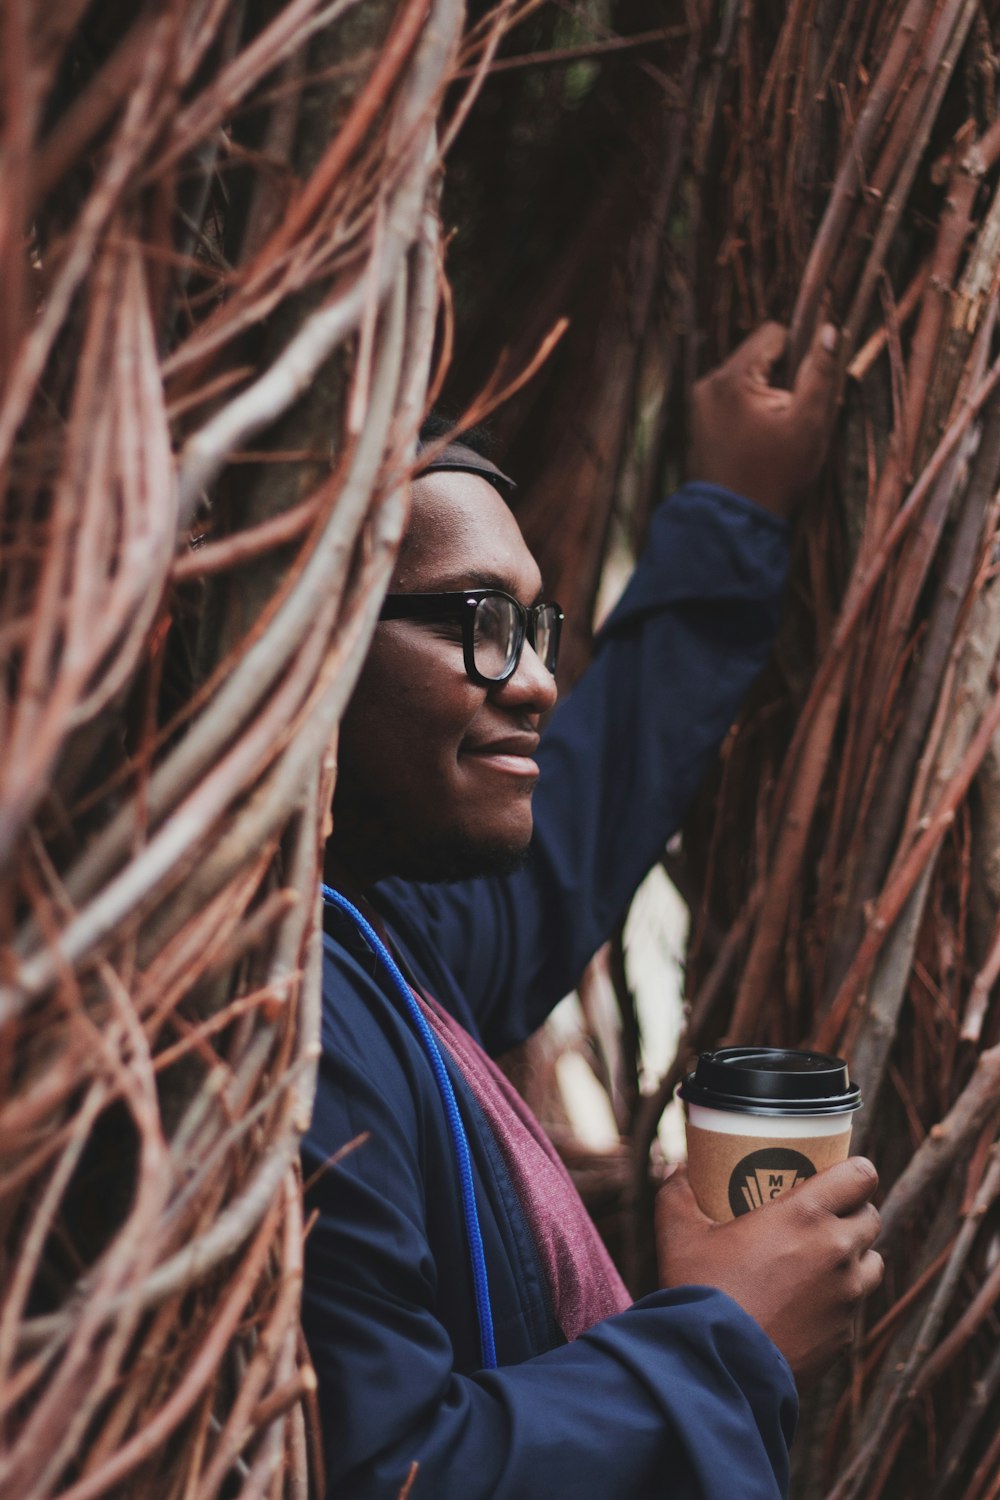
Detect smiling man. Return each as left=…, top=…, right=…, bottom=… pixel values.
left=304, top=324, right=882, bottom=1499
left=326, top=444, right=557, bottom=884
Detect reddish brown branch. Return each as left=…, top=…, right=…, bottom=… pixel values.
left=818, top=682, right=1000, bottom=1049
left=877, top=1046, right=1000, bottom=1254
left=788, top=0, right=938, bottom=369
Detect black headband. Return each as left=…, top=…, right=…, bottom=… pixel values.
left=415, top=441, right=516, bottom=496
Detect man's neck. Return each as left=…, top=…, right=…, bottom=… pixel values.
left=322, top=852, right=376, bottom=905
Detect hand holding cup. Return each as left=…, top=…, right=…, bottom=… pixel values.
left=660, top=1046, right=883, bottom=1380
left=656, top=1158, right=883, bottom=1380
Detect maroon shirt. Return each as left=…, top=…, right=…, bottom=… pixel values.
left=415, top=989, right=631, bottom=1341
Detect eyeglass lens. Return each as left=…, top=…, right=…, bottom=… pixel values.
left=471, top=596, right=559, bottom=680
left=472, top=595, right=519, bottom=679
left=533, top=607, right=558, bottom=673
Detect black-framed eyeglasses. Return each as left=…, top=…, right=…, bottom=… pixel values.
left=379, top=589, right=564, bottom=686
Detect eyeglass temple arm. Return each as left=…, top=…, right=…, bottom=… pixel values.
left=379, top=593, right=474, bottom=621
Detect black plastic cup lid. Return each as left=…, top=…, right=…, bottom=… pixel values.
left=678, top=1046, right=862, bottom=1117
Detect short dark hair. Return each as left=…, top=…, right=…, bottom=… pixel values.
left=418, top=413, right=496, bottom=460
left=415, top=413, right=515, bottom=500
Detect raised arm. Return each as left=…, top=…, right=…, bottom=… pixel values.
left=376, top=323, right=839, bottom=1052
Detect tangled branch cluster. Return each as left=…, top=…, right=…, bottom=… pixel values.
left=432, top=3, right=1000, bottom=1492
left=0, top=0, right=517, bottom=1493
left=634, top=5, right=1000, bottom=1495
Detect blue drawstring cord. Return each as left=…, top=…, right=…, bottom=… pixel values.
left=321, top=884, right=498, bottom=1371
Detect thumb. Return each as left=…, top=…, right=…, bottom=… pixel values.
left=728, top=320, right=788, bottom=383
left=792, top=320, right=841, bottom=415
left=791, top=1156, right=879, bottom=1218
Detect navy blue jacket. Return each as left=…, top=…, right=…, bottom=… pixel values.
left=303, top=484, right=799, bottom=1499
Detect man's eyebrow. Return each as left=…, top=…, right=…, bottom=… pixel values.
left=430, top=570, right=545, bottom=603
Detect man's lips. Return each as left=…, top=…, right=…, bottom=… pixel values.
left=461, top=732, right=540, bottom=775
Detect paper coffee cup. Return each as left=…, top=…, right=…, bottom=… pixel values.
left=678, top=1047, right=862, bottom=1221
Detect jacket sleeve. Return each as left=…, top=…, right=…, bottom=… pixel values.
left=302, top=1026, right=797, bottom=1500
left=376, top=483, right=789, bottom=1053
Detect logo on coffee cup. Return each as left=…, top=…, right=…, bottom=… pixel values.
left=728, top=1147, right=816, bottom=1217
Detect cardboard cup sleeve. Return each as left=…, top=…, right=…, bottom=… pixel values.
left=686, top=1119, right=853, bottom=1222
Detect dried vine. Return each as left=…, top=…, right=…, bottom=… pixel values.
left=438, top=4, right=1000, bottom=1494
left=0, top=1, right=516, bottom=1495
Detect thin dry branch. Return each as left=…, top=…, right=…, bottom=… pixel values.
left=0, top=0, right=509, bottom=1493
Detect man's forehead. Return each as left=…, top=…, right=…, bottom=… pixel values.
left=394, top=470, right=543, bottom=598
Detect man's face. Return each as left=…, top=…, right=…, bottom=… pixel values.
left=330, top=470, right=559, bottom=884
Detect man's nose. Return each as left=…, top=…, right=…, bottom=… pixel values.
left=492, top=639, right=559, bottom=712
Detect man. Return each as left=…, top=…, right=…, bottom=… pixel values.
left=303, top=323, right=883, bottom=1498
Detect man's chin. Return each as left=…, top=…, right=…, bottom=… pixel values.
left=329, top=785, right=534, bottom=886
left=391, top=830, right=532, bottom=885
